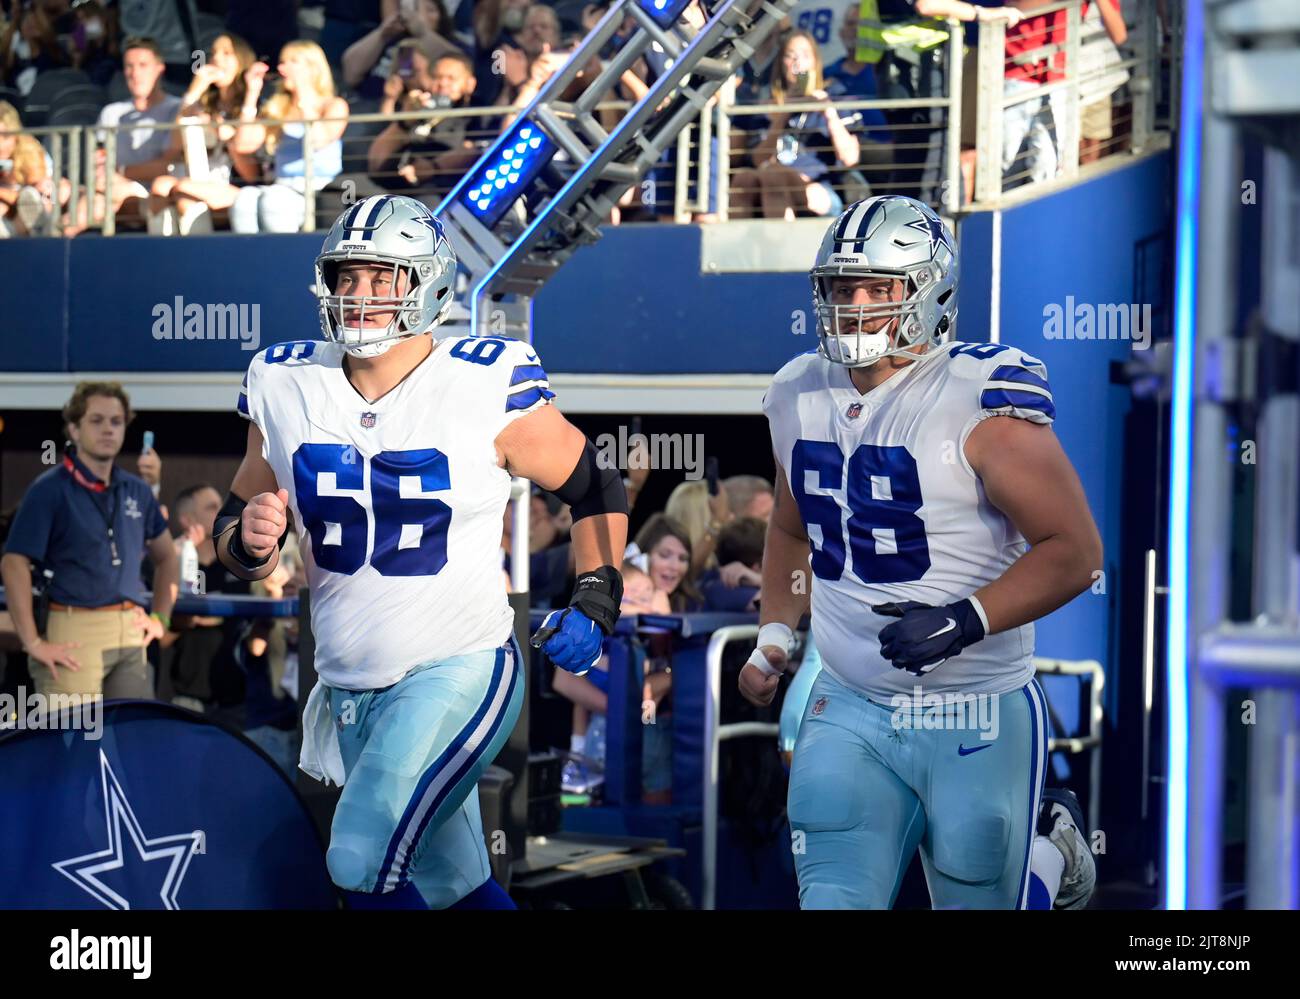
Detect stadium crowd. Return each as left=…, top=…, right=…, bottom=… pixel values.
left=0, top=0, right=1133, bottom=236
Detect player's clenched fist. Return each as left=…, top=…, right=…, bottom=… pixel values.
left=738, top=622, right=795, bottom=708
left=243, top=488, right=289, bottom=556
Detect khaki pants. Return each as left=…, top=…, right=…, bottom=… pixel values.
left=30, top=607, right=154, bottom=699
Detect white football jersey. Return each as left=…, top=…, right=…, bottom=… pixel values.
left=238, top=336, right=554, bottom=689
left=764, top=341, right=1057, bottom=700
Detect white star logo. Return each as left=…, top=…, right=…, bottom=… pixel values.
left=52, top=750, right=203, bottom=910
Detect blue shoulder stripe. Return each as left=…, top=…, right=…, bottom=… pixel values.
left=506, top=385, right=557, bottom=412
left=981, top=388, right=1056, bottom=420
left=237, top=391, right=250, bottom=416
left=510, top=363, right=549, bottom=387
left=991, top=364, right=1051, bottom=393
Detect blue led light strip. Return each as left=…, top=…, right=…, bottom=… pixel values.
left=1165, top=0, right=1204, bottom=912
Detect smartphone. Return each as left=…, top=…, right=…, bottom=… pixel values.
left=706, top=456, right=719, bottom=497
left=142, top=430, right=154, bottom=453
left=397, top=48, right=414, bottom=80
left=794, top=71, right=810, bottom=97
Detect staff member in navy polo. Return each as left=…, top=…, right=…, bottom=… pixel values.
left=0, top=382, right=179, bottom=699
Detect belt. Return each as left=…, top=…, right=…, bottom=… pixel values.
left=49, top=601, right=138, bottom=613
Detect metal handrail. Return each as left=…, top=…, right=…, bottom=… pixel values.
left=1032, top=656, right=1105, bottom=835
left=702, top=623, right=760, bottom=911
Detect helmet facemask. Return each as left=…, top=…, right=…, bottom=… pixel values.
left=316, top=255, right=446, bottom=358
left=813, top=266, right=948, bottom=368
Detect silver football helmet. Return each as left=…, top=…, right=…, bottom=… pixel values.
left=811, top=195, right=958, bottom=367
left=315, top=195, right=458, bottom=358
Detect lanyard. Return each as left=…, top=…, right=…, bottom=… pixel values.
left=90, top=491, right=123, bottom=568
left=63, top=453, right=123, bottom=568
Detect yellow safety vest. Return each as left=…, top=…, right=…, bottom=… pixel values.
left=855, top=1, right=950, bottom=66
left=852, top=0, right=889, bottom=65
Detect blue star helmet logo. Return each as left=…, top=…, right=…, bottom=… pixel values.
left=902, top=211, right=952, bottom=259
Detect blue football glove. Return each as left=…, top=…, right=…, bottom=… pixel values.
left=872, top=598, right=986, bottom=675
left=531, top=607, right=603, bottom=675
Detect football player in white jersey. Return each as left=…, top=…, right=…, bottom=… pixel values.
left=214, top=195, right=628, bottom=909
left=741, top=195, right=1102, bottom=909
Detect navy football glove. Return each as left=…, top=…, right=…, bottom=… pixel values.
left=530, top=564, right=623, bottom=675
left=873, top=598, right=986, bottom=675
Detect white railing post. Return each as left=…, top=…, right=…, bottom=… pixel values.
left=66, top=127, right=81, bottom=234
left=943, top=16, right=963, bottom=214
left=48, top=130, right=63, bottom=237
left=103, top=129, right=117, bottom=238
left=973, top=18, right=1005, bottom=205
left=1059, top=0, right=1082, bottom=181
left=715, top=77, right=734, bottom=222
left=302, top=119, right=316, bottom=233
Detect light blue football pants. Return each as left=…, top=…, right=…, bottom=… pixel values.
left=325, top=635, right=523, bottom=908
left=787, top=666, right=1048, bottom=910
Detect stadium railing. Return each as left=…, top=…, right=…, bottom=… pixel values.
left=3, top=0, right=1167, bottom=238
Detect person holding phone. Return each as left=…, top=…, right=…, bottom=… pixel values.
left=730, top=30, right=861, bottom=221
left=342, top=0, right=462, bottom=102
left=367, top=48, right=483, bottom=194
left=228, top=41, right=350, bottom=233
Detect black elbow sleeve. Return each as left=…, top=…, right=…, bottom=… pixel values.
left=551, top=438, right=628, bottom=523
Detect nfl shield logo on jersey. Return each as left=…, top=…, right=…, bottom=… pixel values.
left=360, top=411, right=377, bottom=428
left=845, top=403, right=863, bottom=420
left=811, top=696, right=828, bottom=716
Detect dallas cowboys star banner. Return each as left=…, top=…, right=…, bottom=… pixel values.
left=0, top=700, right=337, bottom=909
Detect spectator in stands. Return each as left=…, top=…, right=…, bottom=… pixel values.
left=697, top=516, right=765, bottom=612
left=0, top=382, right=177, bottom=700
left=526, top=487, right=573, bottom=607
left=1078, top=0, right=1128, bottom=165
left=115, top=0, right=201, bottom=86
left=722, top=474, right=773, bottom=522
left=630, top=513, right=701, bottom=612
left=68, top=36, right=183, bottom=234
left=664, top=478, right=731, bottom=579
left=367, top=47, right=483, bottom=195
left=0, top=100, right=55, bottom=236
left=1001, top=1, right=1067, bottom=186
left=147, top=32, right=261, bottom=234
left=1, top=4, right=68, bottom=95
left=68, top=0, right=119, bottom=85
left=730, top=30, right=860, bottom=220
left=470, top=0, right=530, bottom=107
left=820, top=0, right=890, bottom=200
left=342, top=0, right=460, bottom=102
left=165, top=482, right=253, bottom=717
left=229, top=40, right=348, bottom=232
left=552, top=561, right=672, bottom=798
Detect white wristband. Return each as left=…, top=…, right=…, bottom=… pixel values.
left=748, top=622, right=795, bottom=677
left=757, top=622, right=794, bottom=654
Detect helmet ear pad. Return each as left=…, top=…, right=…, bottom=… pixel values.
left=407, top=258, right=454, bottom=333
